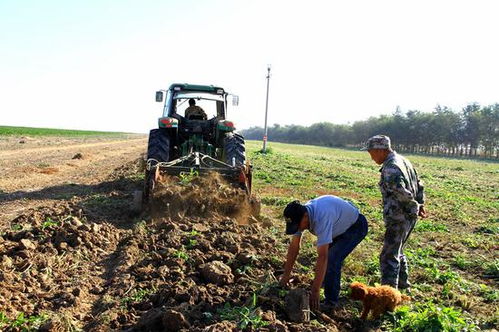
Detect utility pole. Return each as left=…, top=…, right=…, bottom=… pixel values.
left=262, top=65, right=271, bottom=153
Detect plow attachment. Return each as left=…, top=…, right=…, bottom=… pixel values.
left=132, top=152, right=253, bottom=213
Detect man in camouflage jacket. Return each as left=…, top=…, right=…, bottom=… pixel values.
left=363, top=135, right=427, bottom=289
left=185, top=98, right=207, bottom=120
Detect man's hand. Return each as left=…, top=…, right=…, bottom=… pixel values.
left=310, top=288, right=320, bottom=311
left=418, top=205, right=428, bottom=218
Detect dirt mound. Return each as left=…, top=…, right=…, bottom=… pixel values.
left=0, top=203, right=123, bottom=325
left=7, top=202, right=84, bottom=230
left=1, top=199, right=339, bottom=330
left=84, top=216, right=336, bottom=331
left=151, top=173, right=260, bottom=224
left=109, top=156, right=146, bottom=180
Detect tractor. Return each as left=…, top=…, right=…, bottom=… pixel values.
left=134, top=83, right=252, bottom=211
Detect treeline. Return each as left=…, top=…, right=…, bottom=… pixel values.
left=242, top=103, right=499, bottom=158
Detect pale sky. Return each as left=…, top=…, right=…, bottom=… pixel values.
left=1, top=0, right=498, bottom=133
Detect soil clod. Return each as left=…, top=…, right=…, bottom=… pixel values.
left=200, top=260, right=235, bottom=285
left=72, top=152, right=84, bottom=159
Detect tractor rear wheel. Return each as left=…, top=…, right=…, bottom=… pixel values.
left=144, top=129, right=170, bottom=204
left=224, top=133, right=246, bottom=166
left=147, top=128, right=170, bottom=162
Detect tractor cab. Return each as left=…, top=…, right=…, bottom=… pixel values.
left=156, top=83, right=238, bottom=121
left=155, top=84, right=239, bottom=157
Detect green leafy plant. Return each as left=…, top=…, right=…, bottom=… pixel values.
left=452, top=255, right=472, bottom=269
left=425, top=267, right=460, bottom=285
left=387, top=302, right=473, bottom=332
left=278, top=289, right=288, bottom=298
left=0, top=312, right=9, bottom=327
left=257, top=146, right=273, bottom=154
left=475, top=225, right=499, bottom=234
left=184, top=230, right=199, bottom=249
left=365, top=254, right=380, bottom=275
left=179, top=169, right=199, bottom=185
left=235, top=265, right=253, bottom=275
left=41, top=217, right=59, bottom=230
left=10, top=223, right=23, bottom=231
left=0, top=311, right=48, bottom=331
left=217, top=293, right=268, bottom=329
left=479, top=284, right=498, bottom=303
left=462, top=236, right=479, bottom=249
left=483, top=259, right=499, bottom=278
left=186, top=238, right=198, bottom=249
left=405, top=248, right=437, bottom=268
left=121, top=288, right=155, bottom=307
left=415, top=220, right=449, bottom=232
left=174, top=247, right=189, bottom=261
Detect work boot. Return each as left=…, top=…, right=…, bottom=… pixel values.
left=320, top=300, right=342, bottom=315
left=398, top=279, right=411, bottom=290
left=398, top=254, right=410, bottom=288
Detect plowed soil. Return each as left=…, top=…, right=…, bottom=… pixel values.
left=151, top=173, right=261, bottom=224
left=0, top=136, right=345, bottom=331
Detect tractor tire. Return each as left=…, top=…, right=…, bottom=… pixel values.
left=144, top=129, right=169, bottom=204
left=224, top=132, right=246, bottom=166
left=147, top=128, right=170, bottom=162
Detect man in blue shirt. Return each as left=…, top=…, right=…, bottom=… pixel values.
left=279, top=195, right=368, bottom=310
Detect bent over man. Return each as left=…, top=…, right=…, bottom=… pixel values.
left=363, top=135, right=426, bottom=289
left=279, top=195, right=368, bottom=310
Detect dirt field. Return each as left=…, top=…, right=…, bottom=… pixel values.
left=1, top=136, right=496, bottom=331
left=0, top=136, right=146, bottom=225
left=0, top=135, right=157, bottom=330
left=0, top=136, right=336, bottom=331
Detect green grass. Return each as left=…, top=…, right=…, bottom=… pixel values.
left=246, top=140, right=498, bottom=329
left=0, top=311, right=48, bottom=331
left=0, top=125, right=127, bottom=137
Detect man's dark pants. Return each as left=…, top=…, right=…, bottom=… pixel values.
left=324, top=214, right=368, bottom=303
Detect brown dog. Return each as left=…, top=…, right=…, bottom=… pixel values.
left=350, top=282, right=410, bottom=319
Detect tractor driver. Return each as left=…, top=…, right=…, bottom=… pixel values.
left=184, top=98, right=207, bottom=120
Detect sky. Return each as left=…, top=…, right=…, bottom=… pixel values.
left=1, top=0, right=498, bottom=133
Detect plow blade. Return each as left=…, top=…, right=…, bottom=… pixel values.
left=132, top=152, right=253, bottom=213
left=150, top=152, right=244, bottom=178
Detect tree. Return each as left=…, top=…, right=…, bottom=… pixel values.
left=240, top=103, right=498, bottom=159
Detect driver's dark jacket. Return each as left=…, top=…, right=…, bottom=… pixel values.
left=185, top=106, right=207, bottom=120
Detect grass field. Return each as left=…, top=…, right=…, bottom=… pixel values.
left=0, top=126, right=127, bottom=137
left=247, top=140, right=498, bottom=330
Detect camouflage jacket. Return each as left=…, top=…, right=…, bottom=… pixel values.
left=379, top=152, right=425, bottom=221
left=185, top=106, right=207, bottom=120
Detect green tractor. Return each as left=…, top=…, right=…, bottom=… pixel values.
left=135, top=83, right=252, bottom=209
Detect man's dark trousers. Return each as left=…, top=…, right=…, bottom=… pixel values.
left=324, top=214, right=368, bottom=303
